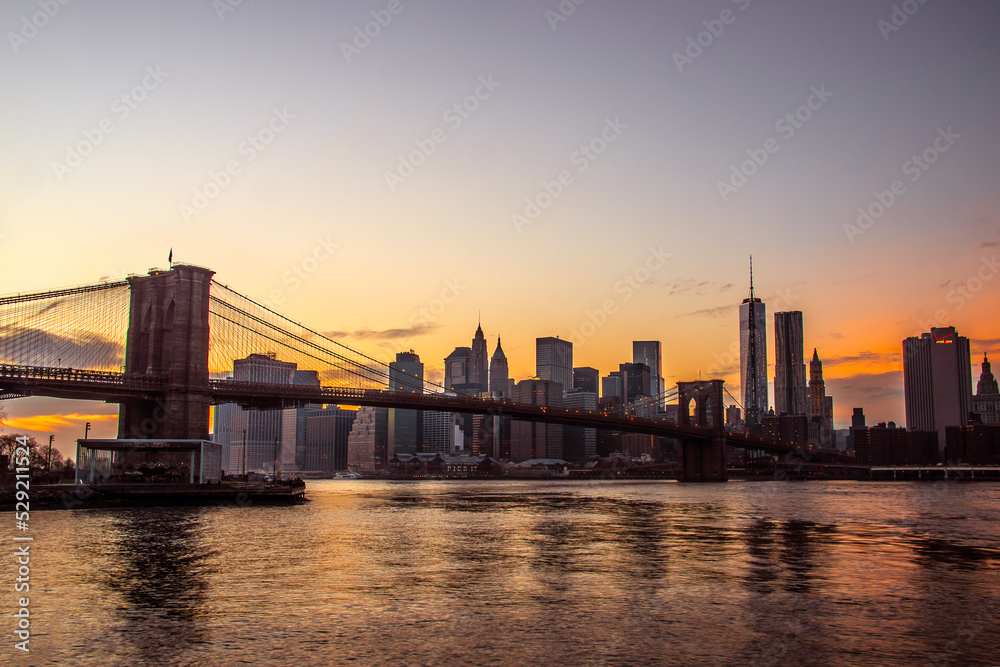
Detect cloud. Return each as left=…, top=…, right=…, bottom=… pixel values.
left=822, top=350, right=899, bottom=367
left=677, top=304, right=736, bottom=319
left=658, top=279, right=734, bottom=297
left=970, top=338, right=1000, bottom=351
left=5, top=413, right=118, bottom=431
left=833, top=270, right=883, bottom=285
left=829, top=332, right=845, bottom=340
left=323, top=323, right=440, bottom=341
left=979, top=240, right=1000, bottom=248
left=827, top=371, right=905, bottom=423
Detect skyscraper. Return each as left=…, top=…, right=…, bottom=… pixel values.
left=444, top=347, right=473, bottom=392
left=601, top=373, right=624, bottom=404
left=511, top=378, right=563, bottom=461
left=808, top=349, right=826, bottom=419
left=774, top=311, right=807, bottom=415
left=281, top=369, right=321, bottom=470
left=847, top=407, right=866, bottom=454
left=619, top=362, right=651, bottom=405
left=303, top=406, right=356, bottom=473
left=903, top=326, right=973, bottom=450
left=740, top=258, right=767, bottom=424
left=536, top=337, right=573, bottom=394
left=469, top=321, right=489, bottom=392
left=489, top=336, right=512, bottom=399
left=807, top=349, right=834, bottom=446
left=423, top=410, right=456, bottom=454
left=972, top=355, right=1000, bottom=425
left=632, top=341, right=664, bottom=401
left=388, top=350, right=423, bottom=456
left=215, top=352, right=298, bottom=473
left=563, top=388, right=597, bottom=462
left=347, top=406, right=388, bottom=472
left=573, top=367, right=600, bottom=395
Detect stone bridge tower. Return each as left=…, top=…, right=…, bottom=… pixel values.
left=118, top=265, right=215, bottom=440
left=676, top=379, right=727, bottom=482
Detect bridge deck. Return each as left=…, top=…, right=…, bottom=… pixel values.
left=0, top=364, right=795, bottom=454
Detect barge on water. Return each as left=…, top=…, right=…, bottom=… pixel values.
left=1, top=480, right=307, bottom=510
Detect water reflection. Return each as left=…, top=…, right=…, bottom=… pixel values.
left=102, top=509, right=213, bottom=664
left=39, top=481, right=1000, bottom=666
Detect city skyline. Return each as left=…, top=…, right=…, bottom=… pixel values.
left=2, top=1, right=1000, bottom=458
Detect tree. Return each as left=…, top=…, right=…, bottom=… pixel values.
left=1, top=434, right=74, bottom=480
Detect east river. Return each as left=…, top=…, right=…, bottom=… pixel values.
left=5, top=480, right=1000, bottom=666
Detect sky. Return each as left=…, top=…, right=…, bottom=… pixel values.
left=2, top=0, right=999, bottom=459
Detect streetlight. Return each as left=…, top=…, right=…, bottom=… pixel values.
left=272, top=437, right=279, bottom=480
left=47, top=435, right=54, bottom=483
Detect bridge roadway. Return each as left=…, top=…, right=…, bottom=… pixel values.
left=0, top=364, right=167, bottom=401
left=0, top=364, right=793, bottom=454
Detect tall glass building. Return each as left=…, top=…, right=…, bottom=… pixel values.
left=388, top=351, right=423, bottom=456
left=740, top=261, right=767, bottom=425
left=632, top=341, right=664, bottom=401
left=536, top=337, right=573, bottom=395
left=774, top=311, right=807, bottom=415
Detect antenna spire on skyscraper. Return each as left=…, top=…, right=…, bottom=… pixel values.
left=749, top=254, right=754, bottom=299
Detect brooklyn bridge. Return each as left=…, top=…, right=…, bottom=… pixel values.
left=0, top=264, right=802, bottom=481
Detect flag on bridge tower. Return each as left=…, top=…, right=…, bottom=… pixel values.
left=168, top=248, right=173, bottom=266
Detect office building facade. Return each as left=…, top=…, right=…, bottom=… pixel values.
left=632, top=341, right=664, bottom=402
left=536, top=337, right=573, bottom=396
left=388, top=351, right=424, bottom=456
left=774, top=311, right=807, bottom=416
left=740, top=262, right=767, bottom=424
left=903, top=327, right=972, bottom=450
left=574, top=367, right=600, bottom=395
left=347, top=406, right=388, bottom=472
left=511, top=378, right=563, bottom=461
